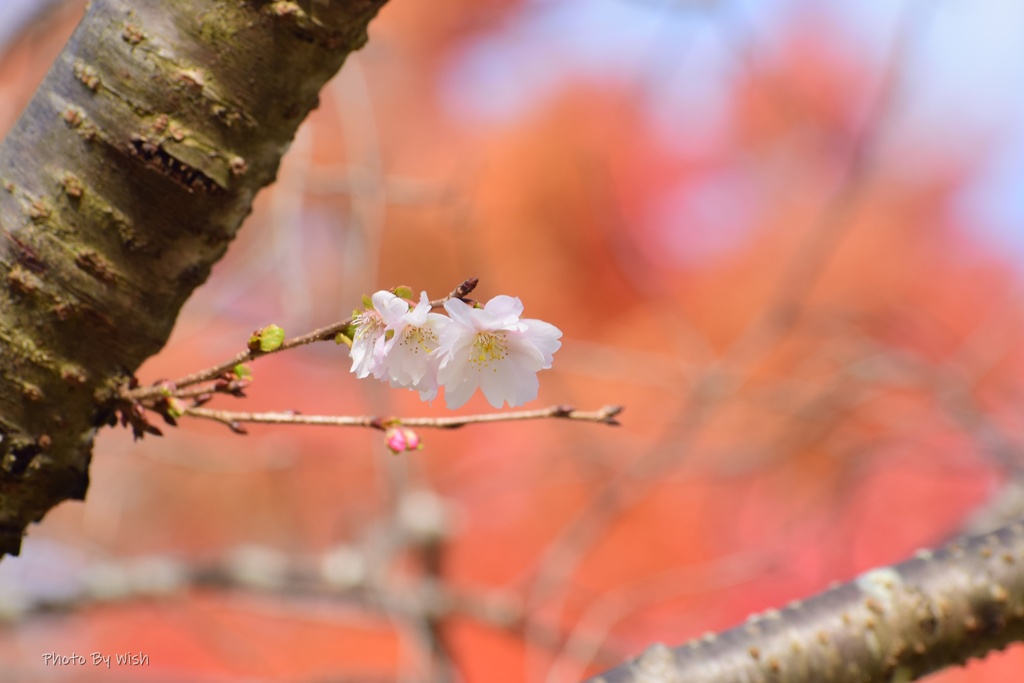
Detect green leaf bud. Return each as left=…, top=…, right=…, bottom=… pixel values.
left=254, top=324, right=285, bottom=352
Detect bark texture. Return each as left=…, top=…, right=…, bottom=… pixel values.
left=0, top=0, right=385, bottom=557
left=586, top=520, right=1024, bottom=683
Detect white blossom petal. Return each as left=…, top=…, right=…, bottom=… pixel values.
left=518, top=318, right=562, bottom=367
left=483, top=295, right=524, bottom=324
left=378, top=292, right=448, bottom=401
left=349, top=309, right=386, bottom=379
left=373, top=290, right=412, bottom=325
left=437, top=295, right=561, bottom=409
left=442, top=373, right=479, bottom=409
left=442, top=298, right=479, bottom=330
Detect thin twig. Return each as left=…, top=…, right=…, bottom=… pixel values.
left=183, top=404, right=623, bottom=432
left=170, top=381, right=249, bottom=401
left=121, top=278, right=479, bottom=401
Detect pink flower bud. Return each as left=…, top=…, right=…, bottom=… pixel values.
left=401, top=428, right=421, bottom=450
left=384, top=427, right=421, bottom=454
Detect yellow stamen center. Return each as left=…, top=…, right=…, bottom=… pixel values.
left=400, top=326, right=437, bottom=354
left=470, top=332, right=508, bottom=370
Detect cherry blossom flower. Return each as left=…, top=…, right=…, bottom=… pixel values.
left=378, top=292, right=449, bottom=400
left=349, top=291, right=408, bottom=379
left=436, top=296, right=562, bottom=409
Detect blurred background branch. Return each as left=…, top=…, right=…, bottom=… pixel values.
left=2, top=0, right=1024, bottom=681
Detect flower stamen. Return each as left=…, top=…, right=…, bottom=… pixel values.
left=401, top=327, right=437, bottom=355
left=470, top=332, right=508, bottom=370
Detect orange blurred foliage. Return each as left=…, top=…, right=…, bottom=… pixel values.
left=2, top=1, right=1023, bottom=681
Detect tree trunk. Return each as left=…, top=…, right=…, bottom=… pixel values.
left=0, top=0, right=386, bottom=558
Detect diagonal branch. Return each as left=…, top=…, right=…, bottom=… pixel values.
left=585, top=518, right=1024, bottom=683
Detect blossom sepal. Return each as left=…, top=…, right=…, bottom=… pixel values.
left=392, top=285, right=415, bottom=300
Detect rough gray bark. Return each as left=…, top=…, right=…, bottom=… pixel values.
left=0, top=0, right=385, bottom=557
left=586, top=520, right=1024, bottom=683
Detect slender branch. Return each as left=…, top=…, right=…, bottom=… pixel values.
left=121, top=278, right=479, bottom=401
left=183, top=404, right=623, bottom=432
left=0, top=539, right=623, bottom=668
left=168, top=381, right=250, bottom=401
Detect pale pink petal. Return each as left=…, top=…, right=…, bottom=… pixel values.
left=443, top=375, right=479, bottom=409
left=518, top=318, right=562, bottom=367
left=442, top=298, right=479, bottom=330
left=504, top=333, right=546, bottom=370
left=373, top=290, right=411, bottom=325
left=437, top=338, right=474, bottom=385
left=483, top=295, right=524, bottom=325
left=477, top=360, right=513, bottom=408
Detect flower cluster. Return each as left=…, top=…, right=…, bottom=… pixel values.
left=349, top=291, right=562, bottom=409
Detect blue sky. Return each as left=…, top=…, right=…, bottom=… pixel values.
left=439, top=0, right=1024, bottom=266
